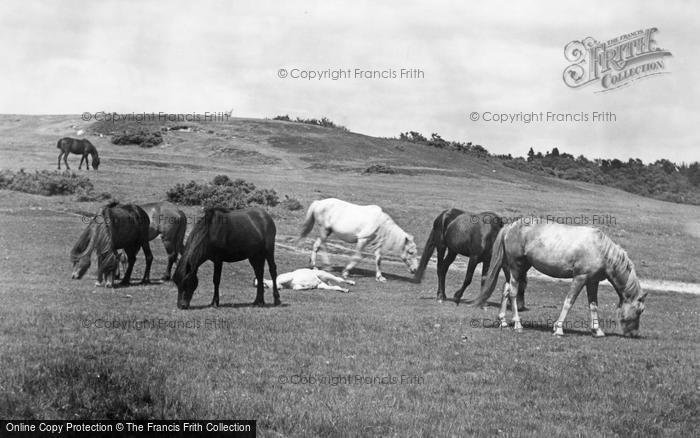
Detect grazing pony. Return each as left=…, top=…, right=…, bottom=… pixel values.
left=139, top=201, right=187, bottom=280
left=414, top=209, right=522, bottom=307
left=470, top=218, right=647, bottom=337
left=57, top=137, right=100, bottom=170
left=299, top=198, right=418, bottom=282
left=70, top=202, right=153, bottom=287
left=259, top=268, right=356, bottom=293
left=172, top=207, right=279, bottom=309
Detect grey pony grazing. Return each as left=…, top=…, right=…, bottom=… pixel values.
left=139, top=201, right=187, bottom=280
left=470, top=218, right=647, bottom=337
left=57, top=137, right=100, bottom=170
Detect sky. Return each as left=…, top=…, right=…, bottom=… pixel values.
left=0, top=0, right=697, bottom=163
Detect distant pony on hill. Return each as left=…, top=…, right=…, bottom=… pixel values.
left=57, top=137, right=100, bottom=170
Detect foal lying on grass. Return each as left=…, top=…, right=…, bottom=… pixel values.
left=257, top=268, right=356, bottom=293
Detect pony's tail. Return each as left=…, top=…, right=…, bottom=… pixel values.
left=469, top=226, right=507, bottom=307
left=298, top=201, right=317, bottom=241
left=414, top=227, right=437, bottom=282
left=56, top=138, right=63, bottom=149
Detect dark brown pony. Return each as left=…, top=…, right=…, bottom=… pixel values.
left=57, top=137, right=100, bottom=170
left=414, top=209, right=524, bottom=309
left=139, top=201, right=187, bottom=280
left=70, top=202, right=153, bottom=287
left=173, top=207, right=279, bottom=309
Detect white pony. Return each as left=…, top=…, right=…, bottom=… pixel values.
left=258, top=268, right=356, bottom=293
left=299, top=198, right=418, bottom=281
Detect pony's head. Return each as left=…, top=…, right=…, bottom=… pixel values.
left=401, top=234, right=419, bottom=274
left=619, top=282, right=647, bottom=337
left=70, top=223, right=94, bottom=279
left=173, top=261, right=198, bottom=309
left=91, top=155, right=100, bottom=170
left=71, top=253, right=91, bottom=279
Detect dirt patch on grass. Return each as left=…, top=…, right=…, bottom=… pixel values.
left=210, top=146, right=280, bottom=164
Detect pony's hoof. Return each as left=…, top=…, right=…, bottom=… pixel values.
left=553, top=331, right=565, bottom=337
left=346, top=280, right=356, bottom=286
left=160, top=275, right=170, bottom=281
left=592, top=330, right=606, bottom=338
left=141, top=280, right=150, bottom=285
left=94, top=281, right=103, bottom=287
left=376, top=276, right=387, bottom=283
left=274, top=299, right=281, bottom=306
left=514, top=327, right=524, bottom=334
left=341, top=271, right=350, bottom=279
left=253, top=301, right=264, bottom=307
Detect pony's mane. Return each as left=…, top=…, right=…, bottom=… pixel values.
left=95, top=206, right=118, bottom=276
left=70, top=222, right=93, bottom=262
left=602, top=235, right=640, bottom=297
left=174, top=209, right=214, bottom=281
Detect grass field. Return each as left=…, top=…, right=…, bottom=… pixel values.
left=0, top=115, right=698, bottom=436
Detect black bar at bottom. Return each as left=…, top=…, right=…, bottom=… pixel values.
left=1, top=420, right=256, bottom=437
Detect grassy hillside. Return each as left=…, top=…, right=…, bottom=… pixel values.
left=1, top=114, right=698, bottom=281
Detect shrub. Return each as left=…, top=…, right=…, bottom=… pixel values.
left=74, top=188, right=112, bottom=203
left=167, top=176, right=279, bottom=209
left=364, top=164, right=396, bottom=174
left=0, top=169, right=93, bottom=196
left=272, top=115, right=347, bottom=131
left=281, top=195, right=303, bottom=211
left=111, top=131, right=163, bottom=148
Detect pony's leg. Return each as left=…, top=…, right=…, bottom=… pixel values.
left=319, top=271, right=355, bottom=286
left=161, top=237, right=177, bottom=280
left=310, top=228, right=331, bottom=268
left=437, top=249, right=457, bottom=301
left=498, top=282, right=511, bottom=328
left=454, top=257, right=478, bottom=303
left=508, top=273, right=525, bottom=332
left=317, top=282, right=349, bottom=293
left=57, top=152, right=63, bottom=170
left=64, top=153, right=70, bottom=170
left=139, top=242, right=153, bottom=284
left=553, top=275, right=587, bottom=336
left=435, top=245, right=446, bottom=299
left=79, top=155, right=85, bottom=170
left=105, top=270, right=115, bottom=288
left=120, top=247, right=138, bottom=286
left=250, top=256, right=266, bottom=306
left=266, top=252, right=280, bottom=306
left=516, top=269, right=527, bottom=311
left=586, top=280, right=606, bottom=337
left=211, top=260, right=222, bottom=307
left=373, top=248, right=386, bottom=282
left=342, top=238, right=368, bottom=279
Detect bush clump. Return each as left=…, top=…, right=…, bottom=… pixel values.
left=281, top=195, right=303, bottom=211
left=111, top=131, right=163, bottom=148
left=167, top=175, right=279, bottom=209
left=273, top=115, right=348, bottom=131
left=0, top=169, right=94, bottom=196
left=364, top=164, right=396, bottom=174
